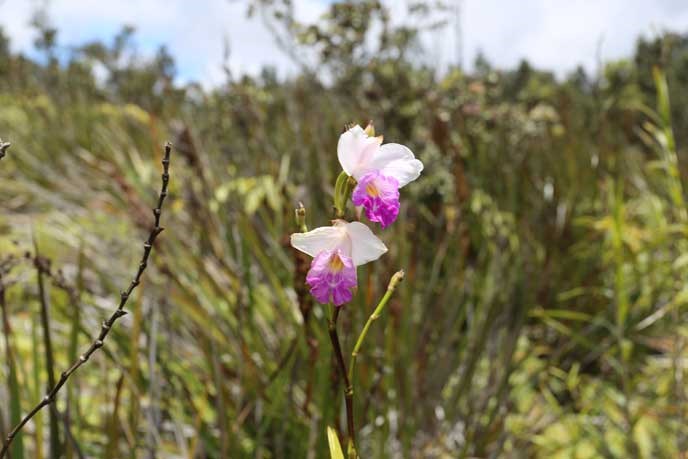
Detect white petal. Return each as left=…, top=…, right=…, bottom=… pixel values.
left=344, top=221, right=388, bottom=266
left=369, top=143, right=423, bottom=187
left=291, top=226, right=349, bottom=258
left=337, top=125, right=381, bottom=179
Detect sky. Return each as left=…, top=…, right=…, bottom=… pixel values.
left=1, top=0, right=687, bottom=86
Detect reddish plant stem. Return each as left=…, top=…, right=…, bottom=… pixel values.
left=328, top=306, right=356, bottom=454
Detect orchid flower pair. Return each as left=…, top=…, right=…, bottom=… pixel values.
left=291, top=124, right=423, bottom=306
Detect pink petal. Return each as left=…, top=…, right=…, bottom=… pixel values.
left=352, top=171, right=400, bottom=229
left=305, top=249, right=358, bottom=306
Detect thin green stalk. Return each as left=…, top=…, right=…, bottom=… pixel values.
left=1, top=280, right=24, bottom=459
left=327, top=271, right=404, bottom=459
left=66, top=243, right=85, bottom=459
left=348, top=270, right=405, bottom=384
left=31, top=311, right=44, bottom=459
left=34, top=241, right=62, bottom=459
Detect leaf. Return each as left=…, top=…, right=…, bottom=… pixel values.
left=327, top=426, right=345, bottom=459
left=652, top=67, right=671, bottom=128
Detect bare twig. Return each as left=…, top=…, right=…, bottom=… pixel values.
left=0, top=142, right=172, bottom=459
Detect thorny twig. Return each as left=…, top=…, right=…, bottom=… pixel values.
left=0, top=142, right=172, bottom=459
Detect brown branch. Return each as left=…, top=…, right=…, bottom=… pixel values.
left=0, top=142, right=172, bottom=459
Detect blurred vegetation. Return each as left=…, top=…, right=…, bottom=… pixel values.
left=2, top=1, right=688, bottom=458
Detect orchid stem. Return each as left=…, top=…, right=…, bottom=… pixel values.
left=326, top=271, right=404, bottom=459
left=327, top=305, right=357, bottom=458
left=348, top=270, right=404, bottom=386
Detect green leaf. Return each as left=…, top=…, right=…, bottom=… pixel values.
left=652, top=67, right=671, bottom=128
left=8, top=320, right=25, bottom=459
left=327, top=426, right=345, bottom=459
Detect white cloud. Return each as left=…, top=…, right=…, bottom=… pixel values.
left=458, top=0, right=688, bottom=76
left=0, top=0, right=687, bottom=85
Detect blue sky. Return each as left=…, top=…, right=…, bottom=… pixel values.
left=2, top=0, right=687, bottom=86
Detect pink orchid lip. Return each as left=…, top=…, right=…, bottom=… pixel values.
left=306, top=249, right=358, bottom=306
left=351, top=171, right=400, bottom=229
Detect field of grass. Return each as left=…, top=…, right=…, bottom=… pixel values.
left=1, top=3, right=688, bottom=458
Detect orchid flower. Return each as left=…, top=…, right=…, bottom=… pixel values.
left=337, top=124, right=424, bottom=228
left=291, top=220, right=387, bottom=306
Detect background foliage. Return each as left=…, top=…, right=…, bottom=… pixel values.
left=1, top=1, right=688, bottom=457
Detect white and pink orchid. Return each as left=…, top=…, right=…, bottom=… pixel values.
left=291, top=220, right=387, bottom=306
left=290, top=123, right=421, bottom=307
left=337, top=124, right=423, bottom=228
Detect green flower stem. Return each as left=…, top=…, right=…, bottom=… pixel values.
left=348, top=270, right=405, bottom=385
left=326, top=270, right=403, bottom=459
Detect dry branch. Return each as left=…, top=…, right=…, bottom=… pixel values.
left=0, top=142, right=172, bottom=459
